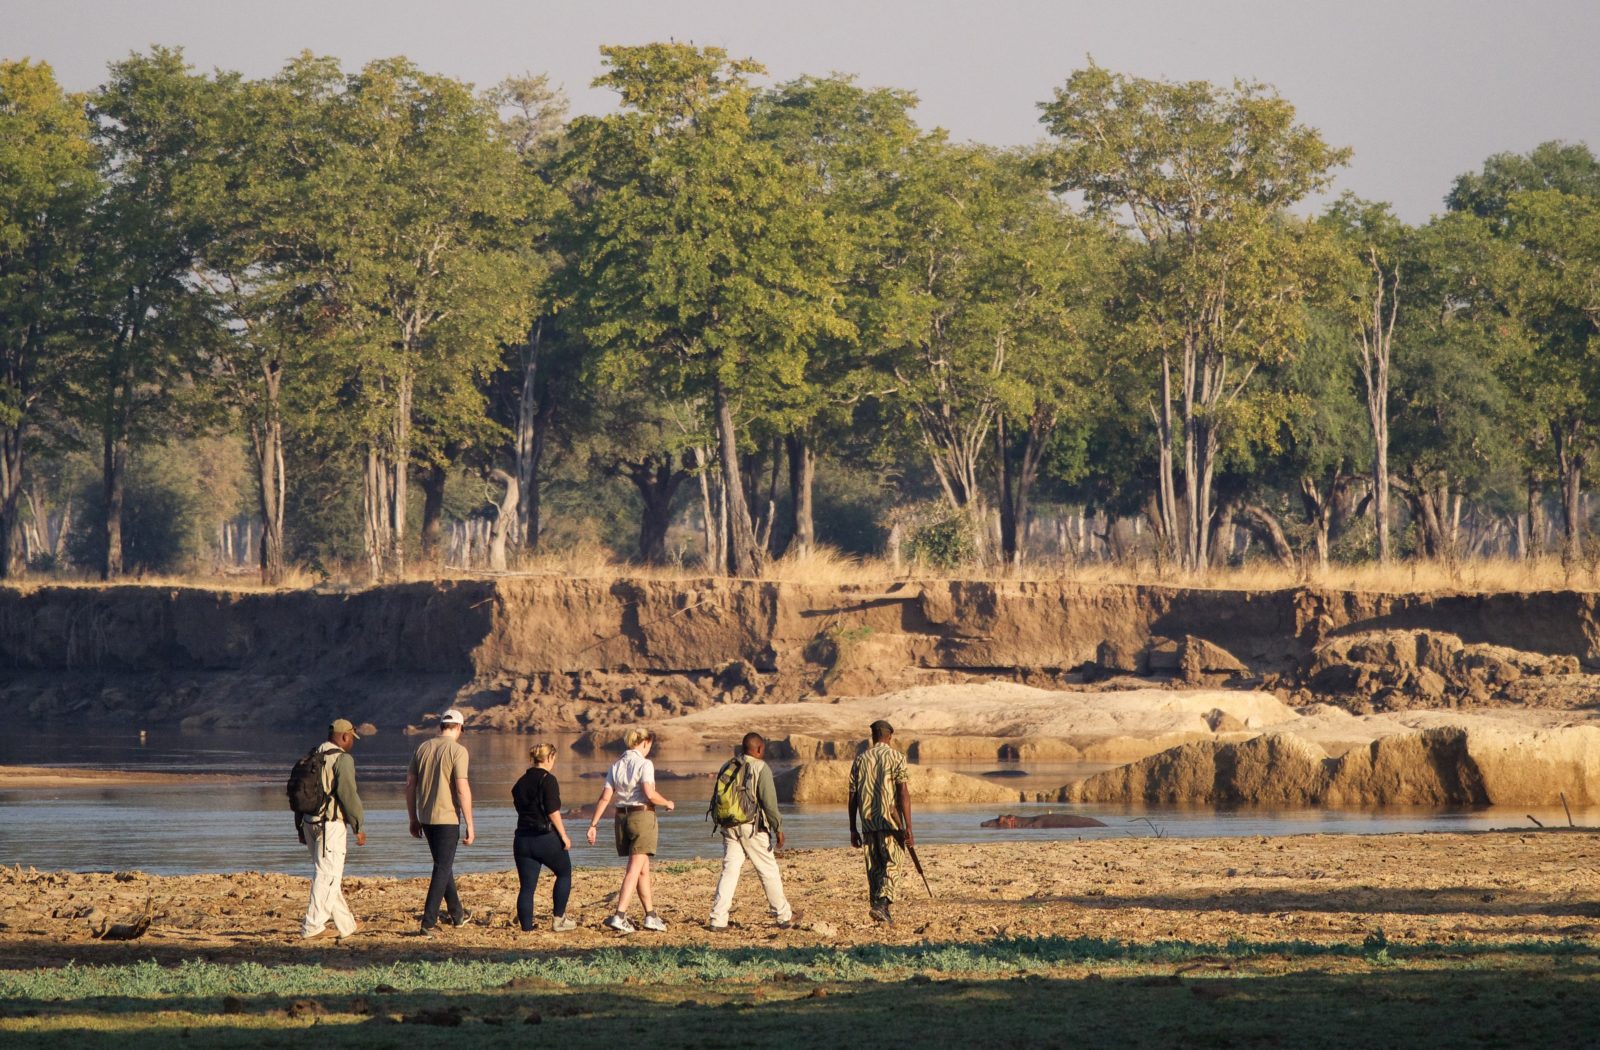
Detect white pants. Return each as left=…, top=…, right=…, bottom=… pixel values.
left=709, top=825, right=792, bottom=926
left=301, top=820, right=357, bottom=938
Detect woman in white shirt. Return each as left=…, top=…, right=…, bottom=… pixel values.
left=586, top=727, right=676, bottom=933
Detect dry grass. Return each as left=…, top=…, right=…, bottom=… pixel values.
left=5, top=549, right=1598, bottom=595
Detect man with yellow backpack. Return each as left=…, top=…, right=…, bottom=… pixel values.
left=706, top=732, right=797, bottom=931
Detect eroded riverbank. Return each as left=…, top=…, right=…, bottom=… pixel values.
left=3, top=577, right=1598, bottom=734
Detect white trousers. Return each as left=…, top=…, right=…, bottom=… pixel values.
left=301, top=820, right=357, bottom=938
left=709, top=824, right=792, bottom=926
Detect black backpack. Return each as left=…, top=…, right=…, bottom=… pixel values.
left=287, top=746, right=334, bottom=818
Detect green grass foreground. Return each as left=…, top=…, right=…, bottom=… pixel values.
left=2, top=935, right=1598, bottom=1048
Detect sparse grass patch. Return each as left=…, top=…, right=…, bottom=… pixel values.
left=2, top=937, right=1598, bottom=1049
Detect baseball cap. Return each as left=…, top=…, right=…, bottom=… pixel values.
left=330, top=718, right=361, bottom=740
left=440, top=709, right=465, bottom=726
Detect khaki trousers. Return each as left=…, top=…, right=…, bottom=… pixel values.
left=709, top=824, right=792, bottom=926
left=301, top=820, right=357, bottom=938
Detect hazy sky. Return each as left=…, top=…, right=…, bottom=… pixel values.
left=5, top=0, right=1597, bottom=221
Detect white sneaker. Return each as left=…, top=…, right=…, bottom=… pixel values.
left=603, top=912, right=636, bottom=933
left=551, top=916, right=578, bottom=932
left=642, top=912, right=667, bottom=932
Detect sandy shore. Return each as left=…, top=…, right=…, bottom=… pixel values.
left=0, top=765, right=251, bottom=789
left=3, top=831, right=1595, bottom=968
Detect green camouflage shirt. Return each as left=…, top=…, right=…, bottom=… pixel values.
left=849, top=742, right=908, bottom=831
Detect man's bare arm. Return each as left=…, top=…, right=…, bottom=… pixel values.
left=896, top=781, right=913, bottom=848
left=456, top=778, right=474, bottom=845
left=405, top=774, right=421, bottom=838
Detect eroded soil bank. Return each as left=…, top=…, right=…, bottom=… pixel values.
left=1, top=577, right=1597, bottom=733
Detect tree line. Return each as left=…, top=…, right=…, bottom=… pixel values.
left=2, top=43, right=1597, bottom=583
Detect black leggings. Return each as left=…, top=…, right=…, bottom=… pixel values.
left=514, top=830, right=572, bottom=930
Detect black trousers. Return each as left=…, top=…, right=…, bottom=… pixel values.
left=421, top=823, right=463, bottom=928
left=514, top=830, right=573, bottom=930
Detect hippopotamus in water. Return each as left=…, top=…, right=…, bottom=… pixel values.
left=981, top=812, right=1107, bottom=829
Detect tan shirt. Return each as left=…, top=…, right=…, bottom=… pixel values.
left=409, top=735, right=470, bottom=825
left=849, top=742, right=908, bottom=831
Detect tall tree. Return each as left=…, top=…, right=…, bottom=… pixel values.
left=1502, top=188, right=1600, bottom=563
left=0, top=60, right=98, bottom=577
left=311, top=59, right=532, bottom=579
left=81, top=48, right=219, bottom=579
left=1449, top=142, right=1600, bottom=560
left=558, top=44, right=850, bottom=576
left=1041, top=66, right=1348, bottom=570
left=1321, top=196, right=1408, bottom=563
left=487, top=73, right=568, bottom=552
left=1389, top=213, right=1516, bottom=559
left=186, top=56, right=344, bottom=584
left=752, top=74, right=920, bottom=556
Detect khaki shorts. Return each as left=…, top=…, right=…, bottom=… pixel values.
left=614, top=808, right=658, bottom=857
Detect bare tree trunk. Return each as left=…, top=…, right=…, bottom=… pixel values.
left=362, top=447, right=389, bottom=582
left=383, top=375, right=413, bottom=579
left=487, top=468, right=519, bottom=571
left=419, top=462, right=447, bottom=565
left=0, top=425, right=24, bottom=578
left=713, top=379, right=760, bottom=577
left=1232, top=502, right=1295, bottom=567
left=1152, top=354, right=1181, bottom=565
left=101, top=430, right=127, bottom=581
left=996, top=409, right=1051, bottom=568
left=784, top=433, right=815, bottom=558
left=694, top=445, right=720, bottom=571
left=248, top=365, right=287, bottom=585
left=1353, top=243, right=1399, bottom=564
left=1554, top=422, right=1585, bottom=564
left=1527, top=474, right=1546, bottom=559
left=626, top=454, right=687, bottom=565
left=514, top=321, right=540, bottom=542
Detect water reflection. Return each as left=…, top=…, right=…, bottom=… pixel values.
left=0, top=730, right=1591, bottom=876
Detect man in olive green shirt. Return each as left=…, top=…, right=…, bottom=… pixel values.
left=300, top=718, right=365, bottom=942
left=406, top=709, right=475, bottom=933
left=847, top=719, right=911, bottom=924
left=708, top=732, right=795, bottom=930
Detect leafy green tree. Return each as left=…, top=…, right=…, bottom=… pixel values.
left=1447, top=141, right=1600, bottom=221
left=1320, top=196, right=1409, bottom=563
left=1501, top=188, right=1600, bottom=561
left=306, top=58, right=533, bottom=579
left=1041, top=65, right=1348, bottom=570
left=0, top=59, right=98, bottom=576
left=874, top=141, right=1010, bottom=525
left=1449, top=142, right=1600, bottom=560
left=1389, top=213, right=1518, bottom=559
left=557, top=44, right=851, bottom=576
left=184, top=55, right=344, bottom=584
left=486, top=73, right=569, bottom=552
left=753, top=74, right=920, bottom=556
left=80, top=47, right=220, bottom=579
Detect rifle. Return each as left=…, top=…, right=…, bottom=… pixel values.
left=901, top=834, right=933, bottom=899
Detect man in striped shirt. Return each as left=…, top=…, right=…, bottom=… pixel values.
left=847, top=719, right=912, bottom=924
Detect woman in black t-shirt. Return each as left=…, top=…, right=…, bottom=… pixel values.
left=511, top=743, right=576, bottom=931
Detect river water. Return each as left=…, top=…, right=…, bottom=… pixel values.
left=1, top=730, right=1591, bottom=877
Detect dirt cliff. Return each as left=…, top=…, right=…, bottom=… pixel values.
left=1, top=577, right=1597, bottom=732
left=1059, top=724, right=1600, bottom=807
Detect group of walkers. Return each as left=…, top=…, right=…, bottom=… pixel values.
left=290, top=711, right=915, bottom=942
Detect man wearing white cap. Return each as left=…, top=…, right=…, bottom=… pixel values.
left=406, top=708, right=476, bottom=933
left=298, top=718, right=365, bottom=943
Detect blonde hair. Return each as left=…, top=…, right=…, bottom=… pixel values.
left=623, top=727, right=654, bottom=750
left=529, top=742, right=557, bottom=766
